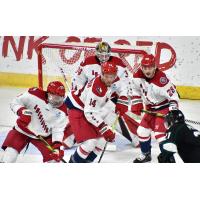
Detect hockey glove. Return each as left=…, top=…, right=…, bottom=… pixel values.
left=115, top=96, right=129, bottom=116
left=17, top=107, right=32, bottom=127
left=50, top=142, right=64, bottom=162
left=131, top=96, right=143, bottom=116
left=98, top=122, right=115, bottom=142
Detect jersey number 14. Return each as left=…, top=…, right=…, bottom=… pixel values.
left=89, top=98, right=97, bottom=107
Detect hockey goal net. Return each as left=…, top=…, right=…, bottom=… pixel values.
left=37, top=42, right=148, bottom=91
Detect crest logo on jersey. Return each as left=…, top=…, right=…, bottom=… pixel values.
left=56, top=112, right=61, bottom=118
left=160, top=77, right=168, bottom=84
left=96, top=87, right=103, bottom=94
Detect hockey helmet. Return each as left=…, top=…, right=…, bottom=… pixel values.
left=101, top=61, right=118, bottom=75
left=141, top=54, right=156, bottom=78
left=164, top=110, right=185, bottom=129
left=141, top=54, right=156, bottom=68
left=47, top=81, right=65, bottom=108
left=95, top=41, right=111, bottom=62
left=47, top=81, right=65, bottom=97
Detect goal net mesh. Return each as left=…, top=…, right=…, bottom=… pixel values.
left=38, top=43, right=149, bottom=91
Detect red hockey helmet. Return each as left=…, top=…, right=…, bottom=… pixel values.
left=141, top=54, right=156, bottom=68
left=47, top=81, right=65, bottom=97
left=101, top=62, right=118, bottom=74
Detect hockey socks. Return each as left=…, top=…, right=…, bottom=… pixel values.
left=140, top=138, right=151, bottom=154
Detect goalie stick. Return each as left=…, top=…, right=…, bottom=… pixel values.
left=118, top=116, right=132, bottom=142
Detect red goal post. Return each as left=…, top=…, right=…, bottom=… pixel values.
left=37, top=42, right=148, bottom=91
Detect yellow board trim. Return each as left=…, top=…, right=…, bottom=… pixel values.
left=0, top=72, right=38, bottom=88
left=0, top=72, right=71, bottom=91
left=176, top=86, right=200, bottom=100
left=0, top=72, right=200, bottom=99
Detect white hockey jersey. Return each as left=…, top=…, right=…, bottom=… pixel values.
left=130, top=68, right=179, bottom=111
left=71, top=55, right=131, bottom=93
left=68, top=75, right=128, bottom=128
left=10, top=87, right=68, bottom=142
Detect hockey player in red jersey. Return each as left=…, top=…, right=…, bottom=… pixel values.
left=1, top=81, right=68, bottom=163
left=65, top=61, right=133, bottom=162
left=130, top=54, right=180, bottom=163
left=66, top=41, right=139, bottom=148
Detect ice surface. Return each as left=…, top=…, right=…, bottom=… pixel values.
left=0, top=87, right=200, bottom=163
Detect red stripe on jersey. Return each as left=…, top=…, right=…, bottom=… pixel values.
left=16, top=122, right=37, bottom=136
left=81, top=56, right=100, bottom=67
left=28, top=87, right=48, bottom=103
left=95, top=146, right=102, bottom=152
left=79, top=146, right=90, bottom=156
left=155, top=133, right=166, bottom=140
left=72, top=92, right=84, bottom=108
left=138, top=135, right=151, bottom=140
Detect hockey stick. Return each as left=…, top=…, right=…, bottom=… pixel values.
left=98, top=114, right=120, bottom=163
left=141, top=109, right=200, bottom=125
left=118, top=116, right=132, bottom=142
left=0, top=124, right=67, bottom=162
left=185, top=119, right=200, bottom=125
left=37, top=135, right=67, bottom=163
left=57, top=65, right=71, bottom=92
left=141, top=109, right=165, bottom=117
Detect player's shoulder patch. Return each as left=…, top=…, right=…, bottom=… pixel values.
left=110, top=56, right=126, bottom=68
left=28, top=87, right=48, bottom=102
left=80, top=56, right=100, bottom=67
left=151, top=70, right=169, bottom=87
left=92, top=76, right=107, bottom=97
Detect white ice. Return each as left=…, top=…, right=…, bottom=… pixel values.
left=0, top=87, right=200, bottom=163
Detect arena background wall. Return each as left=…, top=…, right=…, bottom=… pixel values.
left=0, top=36, right=200, bottom=99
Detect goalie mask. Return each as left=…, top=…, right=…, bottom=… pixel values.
left=47, top=81, right=65, bottom=108
left=141, top=54, right=156, bottom=79
left=164, top=110, right=185, bottom=129
left=95, top=42, right=111, bottom=63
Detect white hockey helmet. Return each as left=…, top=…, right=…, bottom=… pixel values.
left=95, top=41, right=111, bottom=63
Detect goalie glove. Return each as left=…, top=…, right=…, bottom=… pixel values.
left=17, top=107, right=32, bottom=127
left=98, top=122, right=115, bottom=142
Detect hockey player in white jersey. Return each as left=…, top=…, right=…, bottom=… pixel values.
left=129, top=54, right=180, bottom=163
left=1, top=81, right=68, bottom=163
left=65, top=61, right=133, bottom=162
left=63, top=41, right=139, bottom=148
